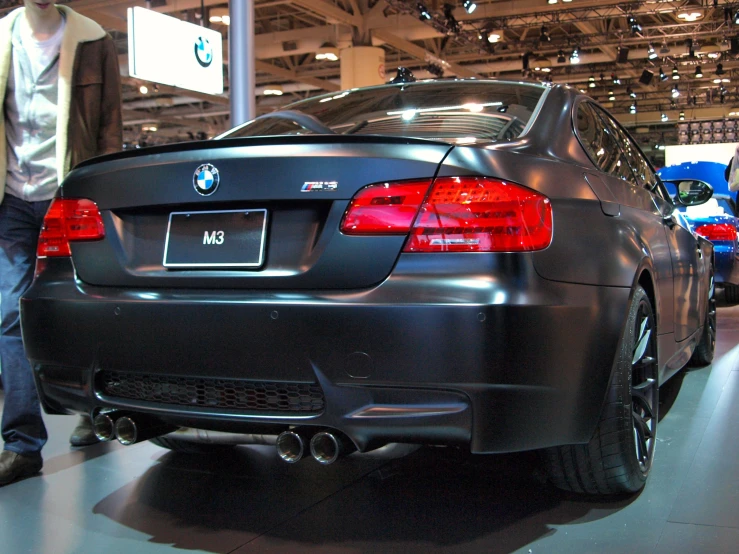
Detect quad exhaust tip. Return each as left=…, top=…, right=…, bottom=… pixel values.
left=92, top=413, right=117, bottom=442
left=115, top=416, right=139, bottom=446
left=276, top=430, right=305, bottom=463
left=310, top=431, right=342, bottom=465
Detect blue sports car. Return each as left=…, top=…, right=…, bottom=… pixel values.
left=659, top=161, right=739, bottom=302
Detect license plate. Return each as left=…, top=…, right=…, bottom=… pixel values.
left=163, top=209, right=267, bottom=268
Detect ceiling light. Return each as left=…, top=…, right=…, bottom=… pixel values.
left=316, top=45, right=339, bottom=61
left=672, top=65, right=680, bottom=80
left=417, top=3, right=432, bottom=21
left=139, top=85, right=148, bottom=94
left=540, top=26, right=551, bottom=42
left=661, top=112, right=668, bottom=122
left=588, top=75, right=596, bottom=88
left=608, top=90, right=616, bottom=101
left=630, top=102, right=637, bottom=114
left=735, top=11, right=739, bottom=25
left=679, top=111, right=685, bottom=121
left=672, top=85, right=680, bottom=98
left=533, top=56, right=552, bottom=72
left=570, top=48, right=580, bottom=64
left=695, top=66, right=703, bottom=78
left=557, top=50, right=566, bottom=63
left=660, top=42, right=671, bottom=55
left=659, top=67, right=666, bottom=81
left=463, top=0, right=476, bottom=14
left=487, top=31, right=503, bottom=43
left=209, top=7, right=230, bottom=25
left=547, top=0, right=558, bottom=4
left=701, top=41, right=722, bottom=58
left=678, top=9, right=704, bottom=22
left=263, top=85, right=284, bottom=96
left=627, top=86, right=636, bottom=99
left=627, top=15, right=642, bottom=34
left=648, top=44, right=657, bottom=59
left=612, top=73, right=621, bottom=84
left=142, top=124, right=158, bottom=132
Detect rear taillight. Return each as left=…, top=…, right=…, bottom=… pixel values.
left=694, top=223, right=737, bottom=242
left=341, top=177, right=553, bottom=252
left=406, top=177, right=552, bottom=252
left=340, top=180, right=432, bottom=234
left=37, top=198, right=105, bottom=258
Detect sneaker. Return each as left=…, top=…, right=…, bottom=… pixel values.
left=0, top=450, right=43, bottom=486
left=69, top=415, right=100, bottom=447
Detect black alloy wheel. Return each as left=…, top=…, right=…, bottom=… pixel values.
left=544, top=286, right=659, bottom=495
left=630, top=296, right=659, bottom=474
left=690, top=265, right=716, bottom=366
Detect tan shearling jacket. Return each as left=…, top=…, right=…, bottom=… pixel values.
left=0, top=5, right=122, bottom=204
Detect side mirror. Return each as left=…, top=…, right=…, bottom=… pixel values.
left=675, top=179, right=714, bottom=206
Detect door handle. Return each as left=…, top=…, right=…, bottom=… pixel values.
left=662, top=214, right=676, bottom=228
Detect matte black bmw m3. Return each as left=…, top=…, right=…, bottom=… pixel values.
left=21, top=78, right=716, bottom=496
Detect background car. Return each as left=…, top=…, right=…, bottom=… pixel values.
left=659, top=161, right=739, bottom=302
left=20, top=77, right=715, bottom=498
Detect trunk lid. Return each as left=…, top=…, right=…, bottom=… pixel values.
left=61, top=136, right=453, bottom=289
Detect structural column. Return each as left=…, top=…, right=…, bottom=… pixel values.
left=340, top=46, right=386, bottom=90
left=229, top=0, right=256, bottom=126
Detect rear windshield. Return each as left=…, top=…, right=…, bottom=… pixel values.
left=221, top=81, right=546, bottom=144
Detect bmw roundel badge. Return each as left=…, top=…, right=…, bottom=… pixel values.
left=194, top=36, right=213, bottom=68
left=193, top=163, right=220, bottom=196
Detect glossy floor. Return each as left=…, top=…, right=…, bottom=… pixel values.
left=1, top=300, right=738, bottom=554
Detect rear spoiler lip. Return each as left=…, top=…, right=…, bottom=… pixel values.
left=74, top=135, right=454, bottom=170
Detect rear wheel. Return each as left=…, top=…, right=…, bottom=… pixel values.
left=690, top=266, right=716, bottom=366
left=150, top=436, right=237, bottom=454
left=544, top=286, right=659, bottom=495
left=724, top=284, right=739, bottom=304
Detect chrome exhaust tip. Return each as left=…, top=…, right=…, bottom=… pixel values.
left=310, top=431, right=342, bottom=465
left=114, top=416, right=139, bottom=446
left=92, top=413, right=117, bottom=442
left=276, top=430, right=305, bottom=463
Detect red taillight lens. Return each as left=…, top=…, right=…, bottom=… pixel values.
left=37, top=198, right=105, bottom=258
left=404, top=177, right=552, bottom=252
left=694, top=223, right=737, bottom=242
left=340, top=180, right=432, bottom=234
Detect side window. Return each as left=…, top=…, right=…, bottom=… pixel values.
left=603, top=114, right=658, bottom=190
left=574, top=102, right=636, bottom=184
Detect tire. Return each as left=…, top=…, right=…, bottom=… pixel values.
left=724, top=284, right=739, bottom=304
left=150, top=436, right=236, bottom=454
left=690, top=266, right=716, bottom=367
left=544, top=286, right=659, bottom=495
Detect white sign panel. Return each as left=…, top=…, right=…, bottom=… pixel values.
left=127, top=7, right=223, bottom=95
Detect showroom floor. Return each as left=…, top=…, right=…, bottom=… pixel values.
left=1, top=301, right=738, bottom=554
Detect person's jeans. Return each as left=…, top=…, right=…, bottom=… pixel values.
left=0, top=193, right=51, bottom=456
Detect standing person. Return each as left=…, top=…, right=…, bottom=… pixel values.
left=0, top=0, right=122, bottom=485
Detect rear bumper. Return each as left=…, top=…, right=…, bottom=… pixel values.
left=21, top=256, right=631, bottom=453
left=713, top=241, right=739, bottom=285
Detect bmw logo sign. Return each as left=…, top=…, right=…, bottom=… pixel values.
left=194, top=36, right=213, bottom=68
left=193, top=163, right=220, bottom=196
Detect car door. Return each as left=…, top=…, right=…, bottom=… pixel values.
left=600, top=115, right=704, bottom=341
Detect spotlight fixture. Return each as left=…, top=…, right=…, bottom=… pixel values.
left=570, top=47, right=580, bottom=64
left=672, top=65, right=680, bottom=80
left=695, top=66, right=703, bottom=78
left=679, top=111, right=686, bottom=120
left=627, top=86, right=636, bottom=98
left=647, top=44, right=657, bottom=59
left=660, top=42, right=671, bottom=55
left=486, top=31, right=503, bottom=43
left=540, top=26, right=551, bottom=42
left=627, top=15, right=642, bottom=34
left=139, top=85, right=148, bottom=94
left=557, top=50, right=566, bottom=63
left=661, top=112, right=669, bottom=122
left=612, top=73, right=621, bottom=84
left=716, top=63, right=725, bottom=75
left=588, top=75, right=596, bottom=88
left=735, top=10, right=739, bottom=25
left=263, top=85, right=284, bottom=96
left=659, top=67, right=667, bottom=81
left=672, top=84, right=680, bottom=98
left=442, top=4, right=460, bottom=34
left=315, top=45, right=339, bottom=61
left=417, top=3, right=432, bottom=21
left=630, top=102, right=637, bottom=114
left=463, top=0, right=477, bottom=14
left=608, top=90, right=616, bottom=101
left=547, top=0, right=557, bottom=4
left=426, top=63, right=445, bottom=77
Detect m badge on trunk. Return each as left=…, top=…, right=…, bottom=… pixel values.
left=194, top=164, right=220, bottom=196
